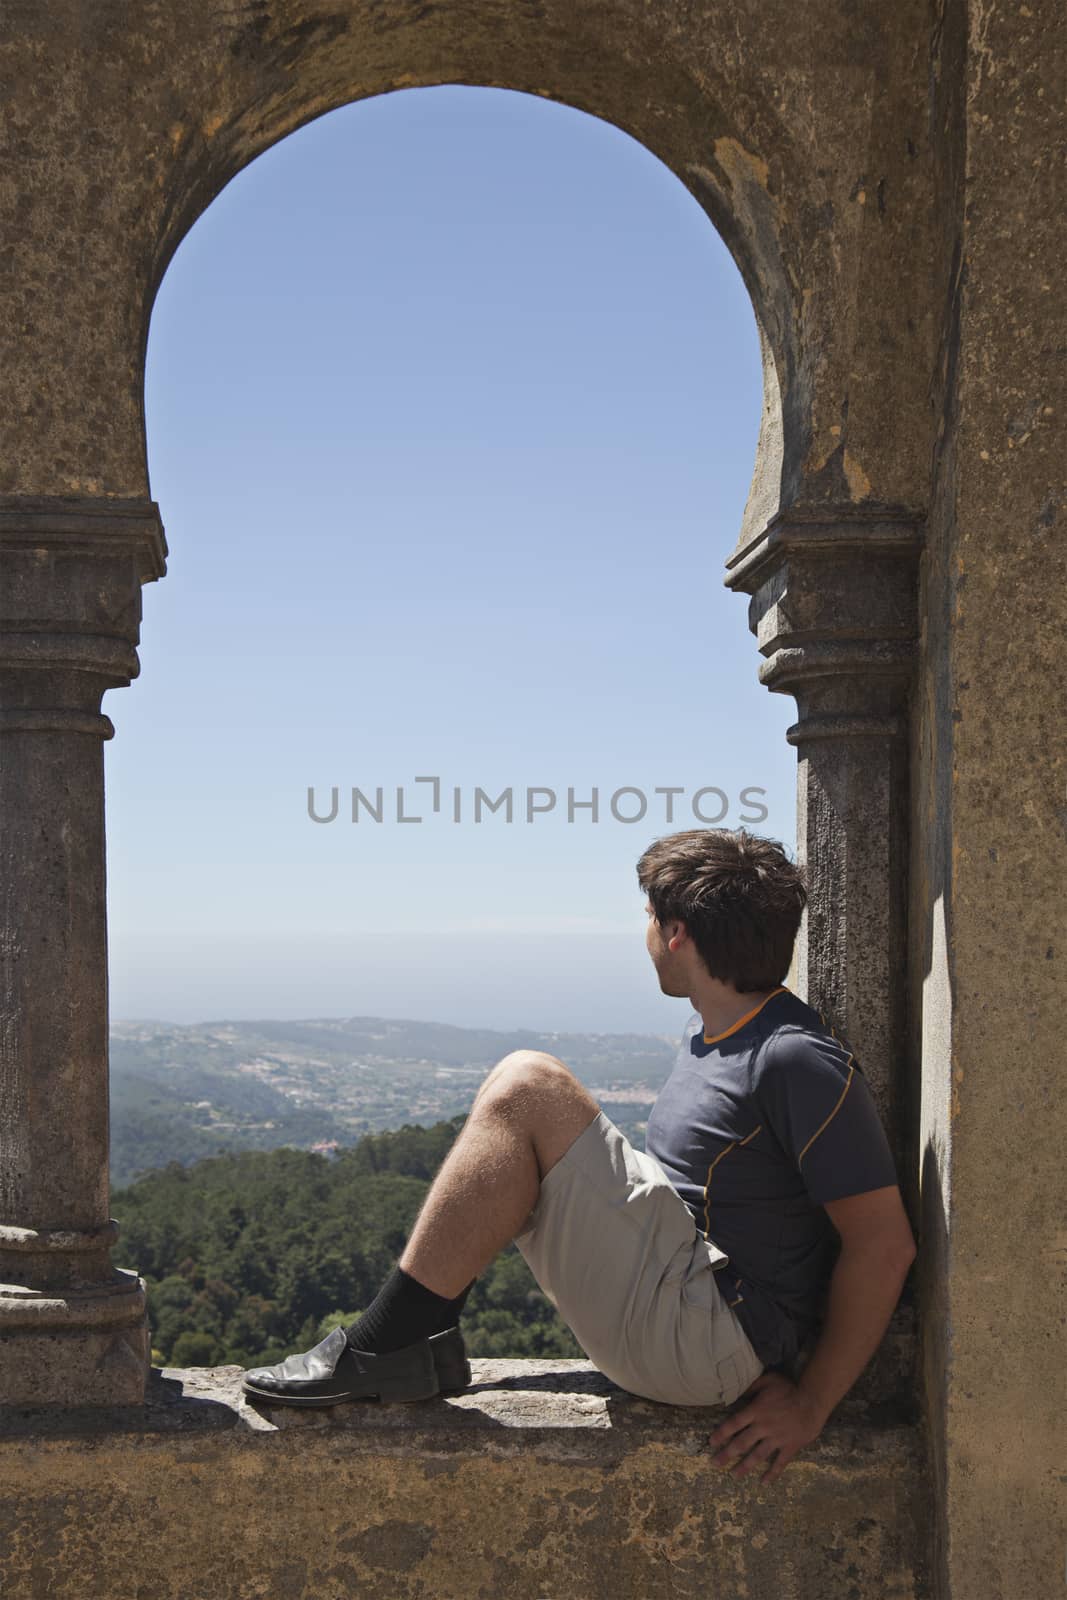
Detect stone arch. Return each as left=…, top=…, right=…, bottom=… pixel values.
left=139, top=56, right=803, bottom=552
left=0, top=0, right=933, bottom=1410
left=1, top=3, right=938, bottom=514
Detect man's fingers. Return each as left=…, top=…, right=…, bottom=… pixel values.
left=760, top=1449, right=791, bottom=1484
left=708, top=1403, right=757, bottom=1447
left=713, top=1422, right=762, bottom=1464
left=733, top=1437, right=778, bottom=1477
left=725, top=1432, right=773, bottom=1475
left=707, top=1424, right=746, bottom=1451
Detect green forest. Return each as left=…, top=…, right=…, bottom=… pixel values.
left=112, top=1114, right=584, bottom=1369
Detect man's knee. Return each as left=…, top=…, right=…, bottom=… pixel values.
left=476, top=1050, right=600, bottom=1179
left=478, top=1049, right=582, bottom=1108
left=496, top=1047, right=570, bottom=1079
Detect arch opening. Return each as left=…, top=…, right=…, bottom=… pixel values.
left=114, top=84, right=797, bottom=1042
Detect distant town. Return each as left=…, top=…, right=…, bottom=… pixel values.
left=109, top=1013, right=678, bottom=1189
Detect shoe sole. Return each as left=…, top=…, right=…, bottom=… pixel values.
left=241, top=1375, right=438, bottom=1406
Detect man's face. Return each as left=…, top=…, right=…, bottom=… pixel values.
left=644, top=900, right=692, bottom=998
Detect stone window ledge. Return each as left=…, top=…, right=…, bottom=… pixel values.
left=0, top=1359, right=927, bottom=1598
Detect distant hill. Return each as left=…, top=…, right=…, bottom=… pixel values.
left=109, top=1015, right=676, bottom=1187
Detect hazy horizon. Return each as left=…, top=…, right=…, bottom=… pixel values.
left=107, top=928, right=705, bottom=1035
left=109, top=1004, right=683, bottom=1040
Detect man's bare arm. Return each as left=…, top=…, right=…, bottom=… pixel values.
left=794, top=1184, right=917, bottom=1424
left=707, top=1185, right=916, bottom=1483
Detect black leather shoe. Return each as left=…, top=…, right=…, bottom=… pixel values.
left=242, top=1325, right=471, bottom=1408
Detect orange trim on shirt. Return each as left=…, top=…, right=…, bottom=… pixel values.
left=702, top=986, right=789, bottom=1045
left=795, top=1006, right=859, bottom=1167
left=798, top=1063, right=854, bottom=1167
left=702, top=1123, right=763, bottom=1238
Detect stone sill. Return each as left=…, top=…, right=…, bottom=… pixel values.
left=0, top=1355, right=916, bottom=1446
left=0, top=1358, right=928, bottom=1599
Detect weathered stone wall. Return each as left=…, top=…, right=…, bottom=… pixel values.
left=910, top=0, right=1066, bottom=1594
left=0, top=1361, right=928, bottom=1600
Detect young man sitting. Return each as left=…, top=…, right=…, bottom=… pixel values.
left=243, top=827, right=916, bottom=1484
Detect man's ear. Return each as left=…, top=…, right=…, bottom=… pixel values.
left=667, top=920, right=688, bottom=952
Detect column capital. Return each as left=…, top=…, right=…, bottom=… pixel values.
left=724, top=501, right=925, bottom=587
left=723, top=502, right=925, bottom=743
left=0, top=494, right=167, bottom=582
left=0, top=494, right=167, bottom=737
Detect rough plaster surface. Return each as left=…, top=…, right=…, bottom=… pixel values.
left=0, top=1360, right=927, bottom=1600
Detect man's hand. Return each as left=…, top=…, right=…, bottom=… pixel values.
left=705, top=1371, right=826, bottom=1485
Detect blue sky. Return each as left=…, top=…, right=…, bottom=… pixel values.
left=104, top=86, right=797, bottom=1034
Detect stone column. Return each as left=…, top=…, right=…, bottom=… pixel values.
left=0, top=495, right=166, bottom=1405
left=724, top=506, right=924, bottom=1182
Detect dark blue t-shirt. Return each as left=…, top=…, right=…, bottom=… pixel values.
left=644, top=987, right=900, bottom=1369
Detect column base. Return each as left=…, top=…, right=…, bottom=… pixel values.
left=0, top=1272, right=149, bottom=1407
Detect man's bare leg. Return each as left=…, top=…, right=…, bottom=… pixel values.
left=398, top=1050, right=600, bottom=1299
left=240, top=1050, right=601, bottom=1395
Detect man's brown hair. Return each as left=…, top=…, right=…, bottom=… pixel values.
left=636, top=828, right=807, bottom=992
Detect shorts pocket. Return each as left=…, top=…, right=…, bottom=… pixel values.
left=679, top=1238, right=731, bottom=1313
left=715, top=1352, right=744, bottom=1406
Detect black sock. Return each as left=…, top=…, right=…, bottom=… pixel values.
left=345, top=1265, right=475, bottom=1355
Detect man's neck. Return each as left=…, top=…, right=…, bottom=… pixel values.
left=695, top=985, right=784, bottom=1044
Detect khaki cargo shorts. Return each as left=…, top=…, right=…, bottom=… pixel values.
left=513, top=1111, right=765, bottom=1408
